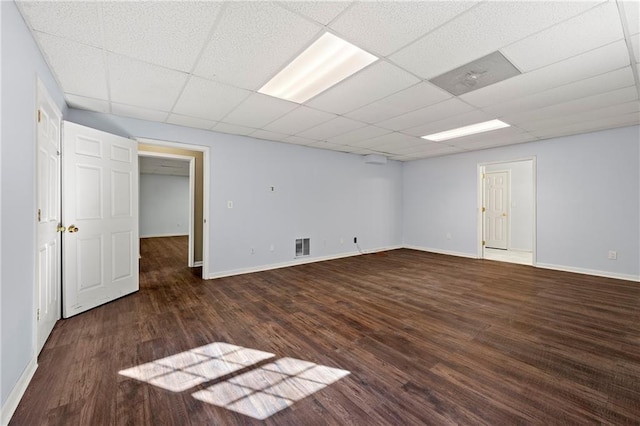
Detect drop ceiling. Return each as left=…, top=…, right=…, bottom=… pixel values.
left=17, top=0, right=640, bottom=161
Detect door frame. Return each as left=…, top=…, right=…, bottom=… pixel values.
left=135, top=138, right=210, bottom=279
left=34, top=77, right=62, bottom=353
left=477, top=156, right=537, bottom=265
left=138, top=151, right=196, bottom=267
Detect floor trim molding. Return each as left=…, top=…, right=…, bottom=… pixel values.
left=403, top=245, right=478, bottom=259
left=208, top=245, right=402, bottom=279
left=535, top=262, right=640, bottom=282
left=1, top=356, right=37, bottom=426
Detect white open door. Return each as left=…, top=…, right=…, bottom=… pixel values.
left=484, top=171, right=509, bottom=250
left=36, top=80, right=62, bottom=352
left=62, top=121, right=139, bottom=318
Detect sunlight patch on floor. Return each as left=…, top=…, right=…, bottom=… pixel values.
left=119, top=342, right=350, bottom=420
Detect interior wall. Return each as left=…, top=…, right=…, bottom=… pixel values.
left=138, top=143, right=203, bottom=262
left=404, top=125, right=640, bottom=280
left=485, top=160, right=533, bottom=251
left=140, top=174, right=190, bottom=238
left=1, top=0, right=68, bottom=409
left=65, top=109, right=404, bottom=277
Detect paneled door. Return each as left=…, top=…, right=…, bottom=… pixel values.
left=36, top=80, right=62, bottom=352
left=62, top=121, right=139, bottom=318
left=484, top=171, right=509, bottom=250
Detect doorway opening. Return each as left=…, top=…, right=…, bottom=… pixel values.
left=136, top=138, right=210, bottom=279
left=477, top=158, right=536, bottom=266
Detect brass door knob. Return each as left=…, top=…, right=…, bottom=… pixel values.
left=67, top=225, right=79, bottom=233
left=502, top=212, right=507, bottom=217
left=56, top=224, right=66, bottom=232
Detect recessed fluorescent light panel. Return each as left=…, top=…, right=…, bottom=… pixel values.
left=259, top=33, right=378, bottom=103
left=422, top=119, right=510, bottom=141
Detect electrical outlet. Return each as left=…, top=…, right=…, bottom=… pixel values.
left=250, top=248, right=255, bottom=255
left=608, top=250, right=617, bottom=260
left=269, top=244, right=275, bottom=252
left=446, top=232, right=452, bottom=240
left=227, top=200, right=233, bottom=209
left=340, top=237, right=344, bottom=244
left=353, top=237, right=357, bottom=244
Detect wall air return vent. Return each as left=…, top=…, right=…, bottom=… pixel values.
left=429, top=51, right=521, bottom=96
left=295, top=238, right=310, bottom=257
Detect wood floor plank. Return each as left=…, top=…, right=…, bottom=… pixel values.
left=10, top=237, right=640, bottom=425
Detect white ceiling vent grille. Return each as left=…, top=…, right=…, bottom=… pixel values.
left=295, top=238, right=310, bottom=257
left=429, top=51, right=521, bottom=96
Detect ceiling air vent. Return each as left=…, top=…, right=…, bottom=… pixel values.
left=295, top=238, right=310, bottom=257
left=429, top=51, right=521, bottom=96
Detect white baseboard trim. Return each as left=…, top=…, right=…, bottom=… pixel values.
left=140, top=233, right=188, bottom=239
left=403, top=245, right=478, bottom=259
left=1, top=356, right=37, bottom=426
left=208, top=245, right=402, bottom=279
left=535, top=262, right=640, bottom=282
left=192, top=261, right=203, bottom=267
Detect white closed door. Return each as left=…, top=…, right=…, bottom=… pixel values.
left=62, top=121, right=139, bottom=318
left=36, top=82, right=62, bottom=352
left=484, top=171, right=509, bottom=250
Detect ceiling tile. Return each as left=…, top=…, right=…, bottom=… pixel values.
left=361, top=132, right=423, bottom=150
left=443, top=127, right=536, bottom=149
left=282, top=135, right=319, bottom=145
left=326, top=125, right=391, bottom=145
left=307, top=61, right=420, bottom=114
left=280, top=2, right=352, bottom=25
left=377, top=98, right=476, bottom=131
left=108, top=53, right=188, bottom=111
left=503, top=86, right=638, bottom=125
left=264, top=106, right=336, bottom=135
left=172, top=76, right=251, bottom=122
left=530, top=112, right=640, bottom=139
left=193, top=2, right=321, bottom=90
left=630, top=33, right=640, bottom=61
left=345, top=82, right=452, bottom=123
left=329, top=1, right=479, bottom=56
left=213, top=122, right=256, bottom=136
left=402, top=109, right=496, bottom=138
left=482, top=67, right=636, bottom=117
left=306, top=141, right=350, bottom=151
left=102, top=2, right=222, bottom=73
left=166, top=114, right=217, bottom=130
left=396, top=141, right=465, bottom=156
left=390, top=1, right=604, bottom=79
left=111, top=103, right=169, bottom=122
left=620, top=0, right=639, bottom=35
left=297, top=116, right=367, bottom=140
left=460, top=40, right=631, bottom=107
left=222, top=93, right=298, bottom=128
left=35, top=32, right=108, bottom=100
left=17, top=1, right=102, bottom=47
left=501, top=2, right=623, bottom=72
left=249, top=129, right=290, bottom=142
left=518, top=100, right=640, bottom=132
left=65, top=94, right=109, bottom=113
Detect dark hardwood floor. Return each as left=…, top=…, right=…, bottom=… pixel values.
left=11, top=237, right=640, bottom=425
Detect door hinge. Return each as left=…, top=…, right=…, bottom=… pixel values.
left=37, top=109, right=41, bottom=123
left=37, top=308, right=40, bottom=321
left=482, top=206, right=486, bottom=212
left=482, top=240, right=486, bottom=246
left=37, top=208, right=42, bottom=222
left=482, top=173, right=485, bottom=179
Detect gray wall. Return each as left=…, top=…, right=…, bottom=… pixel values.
left=140, top=174, right=190, bottom=238
left=1, top=1, right=68, bottom=408
left=403, top=125, right=640, bottom=279
left=65, top=109, right=404, bottom=276
left=485, top=160, right=533, bottom=251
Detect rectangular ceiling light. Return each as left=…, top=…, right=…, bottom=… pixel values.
left=259, top=32, right=378, bottom=104
left=422, top=119, right=510, bottom=142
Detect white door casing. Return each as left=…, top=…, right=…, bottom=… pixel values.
left=484, top=171, right=509, bottom=250
left=36, top=80, right=62, bottom=352
left=62, top=121, right=139, bottom=318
